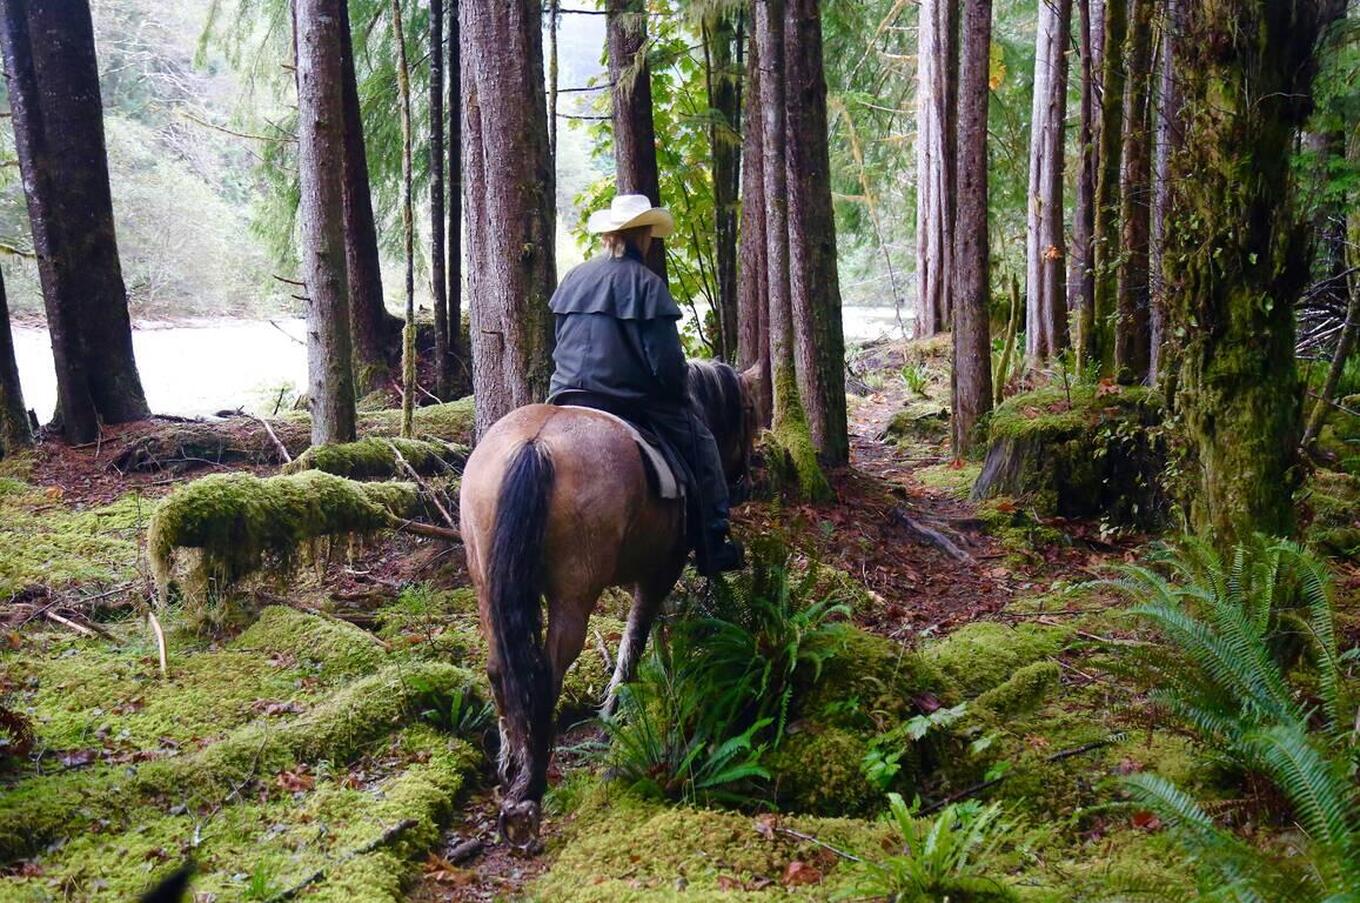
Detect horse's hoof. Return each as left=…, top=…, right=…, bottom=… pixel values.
left=497, top=800, right=542, bottom=853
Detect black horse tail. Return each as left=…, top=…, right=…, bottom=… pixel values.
left=487, top=439, right=555, bottom=805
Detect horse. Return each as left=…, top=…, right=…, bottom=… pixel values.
left=459, top=360, right=760, bottom=847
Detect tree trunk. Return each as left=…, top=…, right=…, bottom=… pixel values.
left=297, top=0, right=357, bottom=446
left=462, top=0, right=556, bottom=438
left=784, top=0, right=848, bottom=465
left=914, top=0, right=957, bottom=338
left=1086, top=0, right=1127, bottom=375
left=1113, top=0, right=1154, bottom=381
left=1027, top=0, right=1072, bottom=361
left=338, top=0, right=396, bottom=394
left=706, top=11, right=741, bottom=362
left=736, top=25, right=771, bottom=420
left=953, top=0, right=994, bottom=457
left=1147, top=0, right=1180, bottom=382
left=1070, top=0, right=1099, bottom=361
left=448, top=0, right=464, bottom=386
left=429, top=0, right=452, bottom=399
left=0, top=267, right=31, bottom=456
left=392, top=0, right=417, bottom=439
left=607, top=0, right=666, bottom=279
left=1166, top=0, right=1345, bottom=542
left=0, top=0, right=148, bottom=443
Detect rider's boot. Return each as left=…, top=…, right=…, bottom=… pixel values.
left=696, top=518, right=744, bottom=576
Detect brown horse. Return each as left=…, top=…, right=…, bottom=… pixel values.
left=459, top=361, right=759, bottom=846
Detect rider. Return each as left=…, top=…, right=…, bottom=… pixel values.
left=545, top=193, right=744, bottom=575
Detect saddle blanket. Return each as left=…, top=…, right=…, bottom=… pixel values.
left=561, top=405, right=683, bottom=500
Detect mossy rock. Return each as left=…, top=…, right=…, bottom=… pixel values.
left=284, top=435, right=468, bottom=480
left=801, top=626, right=946, bottom=727
left=766, top=725, right=878, bottom=816
left=232, top=605, right=387, bottom=676
left=965, top=661, right=1060, bottom=726
left=972, top=385, right=1165, bottom=526
left=148, top=470, right=423, bottom=598
left=884, top=402, right=951, bottom=445
left=924, top=621, right=1069, bottom=698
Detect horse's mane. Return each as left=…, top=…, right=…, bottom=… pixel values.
left=686, top=360, right=745, bottom=448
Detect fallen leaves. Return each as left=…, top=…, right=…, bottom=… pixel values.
left=275, top=767, right=315, bottom=794
left=782, top=860, right=823, bottom=887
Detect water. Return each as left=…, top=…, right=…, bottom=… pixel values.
left=12, top=306, right=910, bottom=421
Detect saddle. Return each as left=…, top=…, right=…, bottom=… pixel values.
left=559, top=405, right=685, bottom=500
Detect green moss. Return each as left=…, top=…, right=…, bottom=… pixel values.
left=966, top=661, right=1060, bottom=724
left=232, top=605, right=387, bottom=676
left=988, top=385, right=1159, bottom=443
left=925, top=622, right=1070, bottom=697
left=284, top=436, right=468, bottom=480
left=559, top=615, right=625, bottom=718
left=147, top=471, right=421, bottom=598
left=358, top=397, right=474, bottom=443
left=803, top=626, right=945, bottom=727
left=1306, top=469, right=1360, bottom=559
left=885, top=403, right=951, bottom=446
left=912, top=461, right=983, bottom=499
left=765, top=371, right=833, bottom=502
left=766, top=726, right=876, bottom=816
left=0, top=486, right=149, bottom=595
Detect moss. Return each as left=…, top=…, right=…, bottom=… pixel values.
left=359, top=397, right=474, bottom=443
left=885, top=402, right=951, bottom=446
left=764, top=370, right=833, bottom=502
left=924, top=622, right=1070, bottom=698
left=912, top=461, right=983, bottom=499
left=1305, top=469, right=1360, bottom=559
left=766, top=726, right=877, bottom=816
left=0, top=486, right=148, bottom=595
left=802, top=626, right=945, bottom=727
left=147, top=471, right=422, bottom=598
left=559, top=615, right=625, bottom=718
left=987, top=385, right=1159, bottom=443
left=232, top=605, right=387, bottom=676
left=966, top=661, right=1060, bottom=725
left=284, top=435, right=468, bottom=480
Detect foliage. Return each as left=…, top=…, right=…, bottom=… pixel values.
left=862, top=703, right=968, bottom=792
left=839, top=794, right=1019, bottom=901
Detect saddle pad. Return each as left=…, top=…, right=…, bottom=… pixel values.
left=561, top=405, right=683, bottom=500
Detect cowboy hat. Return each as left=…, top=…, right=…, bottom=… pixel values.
left=586, top=193, right=675, bottom=238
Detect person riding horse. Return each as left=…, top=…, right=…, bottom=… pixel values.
left=546, top=194, right=744, bottom=575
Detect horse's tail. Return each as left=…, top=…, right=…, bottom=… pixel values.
left=487, top=438, right=555, bottom=807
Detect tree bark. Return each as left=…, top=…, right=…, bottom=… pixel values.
left=0, top=0, right=148, bottom=443
left=1113, top=0, right=1154, bottom=381
left=338, top=0, right=397, bottom=394
left=1166, top=0, right=1345, bottom=542
left=297, top=0, right=357, bottom=445
left=448, top=0, right=464, bottom=386
left=393, top=0, right=417, bottom=439
left=607, top=0, right=666, bottom=279
left=736, top=26, right=771, bottom=420
left=1086, top=0, right=1127, bottom=375
left=1070, top=0, right=1099, bottom=359
left=953, top=0, right=994, bottom=457
left=1026, top=0, right=1073, bottom=362
left=0, top=267, right=31, bottom=456
left=785, top=0, right=848, bottom=465
left=461, top=0, right=556, bottom=438
left=914, top=0, right=957, bottom=338
left=706, top=11, right=741, bottom=362
left=429, top=0, right=452, bottom=399
left=1147, top=0, right=1180, bottom=382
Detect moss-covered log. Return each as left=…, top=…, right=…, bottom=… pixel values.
left=148, top=471, right=424, bottom=597
left=971, top=385, right=1165, bottom=526
left=283, top=435, right=468, bottom=479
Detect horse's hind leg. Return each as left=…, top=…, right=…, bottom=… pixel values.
left=602, top=565, right=682, bottom=718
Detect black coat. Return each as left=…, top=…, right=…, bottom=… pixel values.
left=547, top=249, right=688, bottom=407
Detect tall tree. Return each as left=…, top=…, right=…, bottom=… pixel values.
left=461, top=0, right=556, bottom=438
left=1069, top=0, right=1101, bottom=353
left=392, top=0, right=417, bottom=438
left=785, top=0, right=848, bottom=465
left=297, top=0, right=357, bottom=445
left=1085, top=0, right=1127, bottom=373
left=338, top=0, right=397, bottom=394
left=736, top=27, right=771, bottom=420
left=448, top=0, right=464, bottom=388
left=1025, top=0, right=1073, bottom=361
left=0, top=268, right=30, bottom=457
left=1113, top=0, right=1154, bottom=380
left=704, top=11, right=742, bottom=362
left=953, top=0, right=994, bottom=455
left=1148, top=0, right=1181, bottom=382
left=914, top=0, right=957, bottom=337
left=607, top=0, right=666, bottom=279
left=1165, top=0, right=1346, bottom=542
left=0, top=0, right=149, bottom=443
left=429, top=0, right=452, bottom=398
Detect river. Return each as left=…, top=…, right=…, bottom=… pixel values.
left=12, top=306, right=912, bottom=421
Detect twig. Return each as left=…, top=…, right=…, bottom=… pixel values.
left=267, top=320, right=306, bottom=346
left=921, top=735, right=1122, bottom=814
left=149, top=611, right=168, bottom=676
left=594, top=629, right=614, bottom=675
left=771, top=825, right=864, bottom=863
left=250, top=414, right=293, bottom=464
left=43, top=610, right=106, bottom=639
left=267, top=819, right=419, bottom=901
left=388, top=517, right=460, bottom=543
left=385, top=440, right=456, bottom=528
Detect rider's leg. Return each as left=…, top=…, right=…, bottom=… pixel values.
left=648, top=407, right=743, bottom=575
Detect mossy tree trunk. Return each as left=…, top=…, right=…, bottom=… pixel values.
left=1148, top=0, right=1182, bottom=382
left=1165, top=0, right=1346, bottom=542
left=1025, top=0, right=1072, bottom=362
left=429, top=0, right=453, bottom=400
left=608, top=0, right=666, bottom=279
left=447, top=0, right=465, bottom=389
left=0, top=0, right=149, bottom=443
left=913, top=0, right=957, bottom=338
left=0, top=267, right=31, bottom=457
left=952, top=0, right=994, bottom=458
left=297, top=0, right=357, bottom=446
left=338, top=0, right=398, bottom=395
left=392, top=0, right=417, bottom=439
left=1069, top=0, right=1099, bottom=360
left=785, top=0, right=848, bottom=466
left=736, top=26, right=771, bottom=423
left=1112, top=0, right=1154, bottom=382
left=705, top=10, right=741, bottom=362
left=461, top=0, right=556, bottom=439
left=1084, top=0, right=1126, bottom=375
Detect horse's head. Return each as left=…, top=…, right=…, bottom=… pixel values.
left=686, top=360, right=762, bottom=493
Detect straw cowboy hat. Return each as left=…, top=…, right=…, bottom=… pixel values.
left=586, top=193, right=675, bottom=238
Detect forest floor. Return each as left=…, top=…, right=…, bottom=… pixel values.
left=0, top=337, right=1356, bottom=901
